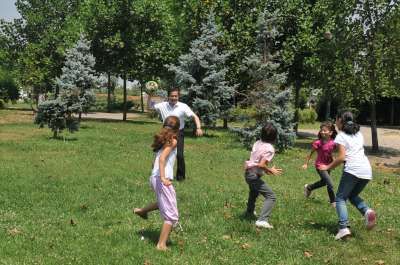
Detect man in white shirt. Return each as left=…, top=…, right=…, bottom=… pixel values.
left=154, top=87, right=203, bottom=181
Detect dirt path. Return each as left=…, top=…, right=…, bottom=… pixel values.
left=298, top=126, right=400, bottom=172
left=82, top=112, right=143, bottom=120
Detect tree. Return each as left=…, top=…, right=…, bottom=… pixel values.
left=34, top=89, right=95, bottom=138
left=0, top=69, right=19, bottom=103
left=232, top=10, right=295, bottom=151
left=55, top=34, right=97, bottom=116
left=14, top=0, right=82, bottom=101
left=168, top=12, right=235, bottom=128
left=344, top=0, right=399, bottom=152
left=35, top=35, right=97, bottom=138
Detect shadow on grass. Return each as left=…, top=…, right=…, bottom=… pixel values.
left=81, top=118, right=158, bottom=125
left=237, top=212, right=257, bottom=222
left=136, top=229, right=159, bottom=245
left=136, top=229, right=178, bottom=247
left=297, top=131, right=317, bottom=139
left=365, top=146, right=400, bottom=158
left=303, top=221, right=337, bottom=234
left=48, top=136, right=78, bottom=141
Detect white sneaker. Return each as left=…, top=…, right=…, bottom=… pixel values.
left=335, top=228, right=351, bottom=240
left=365, top=209, right=377, bottom=230
left=304, top=184, right=312, bottom=198
left=255, top=220, right=273, bottom=229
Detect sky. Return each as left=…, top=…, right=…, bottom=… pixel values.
left=0, top=0, right=20, bottom=21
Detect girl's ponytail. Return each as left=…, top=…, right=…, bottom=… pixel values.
left=338, top=111, right=360, bottom=135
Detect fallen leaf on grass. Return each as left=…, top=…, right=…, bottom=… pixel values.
left=144, top=260, right=151, bottom=265
left=304, top=251, right=313, bottom=258
left=241, top=243, right=251, bottom=250
left=222, top=235, right=231, bottom=240
left=223, top=212, right=232, bottom=219
left=70, top=219, right=77, bottom=226
left=8, top=228, right=22, bottom=236
left=375, top=260, right=385, bottom=265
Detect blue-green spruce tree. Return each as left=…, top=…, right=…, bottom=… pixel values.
left=168, top=12, right=235, bottom=128
left=233, top=10, right=295, bottom=151
left=35, top=34, right=97, bottom=138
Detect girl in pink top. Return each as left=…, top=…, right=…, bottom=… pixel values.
left=302, top=121, right=337, bottom=207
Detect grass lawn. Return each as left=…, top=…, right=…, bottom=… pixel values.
left=0, top=110, right=399, bottom=265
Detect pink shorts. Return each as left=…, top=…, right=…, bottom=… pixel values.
left=150, top=175, right=179, bottom=225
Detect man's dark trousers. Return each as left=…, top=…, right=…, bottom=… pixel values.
left=176, top=129, right=185, bottom=181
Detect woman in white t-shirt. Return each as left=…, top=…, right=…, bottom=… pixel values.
left=319, top=111, right=376, bottom=240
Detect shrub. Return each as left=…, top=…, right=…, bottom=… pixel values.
left=110, top=100, right=138, bottom=111
left=0, top=72, right=19, bottom=102
left=228, top=107, right=257, bottom=122
left=298, top=108, right=318, bottom=123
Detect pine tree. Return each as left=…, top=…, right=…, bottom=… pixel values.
left=232, top=10, right=295, bottom=151
left=168, top=12, right=235, bottom=128
left=35, top=34, right=97, bottom=138
left=55, top=34, right=97, bottom=112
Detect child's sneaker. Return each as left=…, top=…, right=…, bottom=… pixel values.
left=334, top=228, right=351, bottom=240
left=364, top=209, right=376, bottom=230
left=304, top=184, right=312, bottom=198
left=255, top=220, right=273, bottom=229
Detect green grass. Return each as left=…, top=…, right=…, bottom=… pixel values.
left=0, top=110, right=399, bottom=265
left=298, top=122, right=321, bottom=130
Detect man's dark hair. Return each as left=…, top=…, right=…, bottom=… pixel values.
left=167, top=87, right=180, bottom=96
left=260, top=122, right=277, bottom=143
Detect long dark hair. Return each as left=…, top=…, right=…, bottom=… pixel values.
left=337, top=111, right=360, bottom=135
left=151, top=116, right=180, bottom=152
left=318, top=121, right=337, bottom=139
left=260, top=122, right=277, bottom=143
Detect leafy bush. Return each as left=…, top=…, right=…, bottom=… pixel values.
left=34, top=90, right=95, bottom=138
left=0, top=99, right=5, bottom=109
left=110, top=101, right=138, bottom=111
left=34, top=98, right=80, bottom=138
left=0, top=71, right=19, bottom=102
left=228, top=107, right=257, bottom=122
left=298, top=108, right=318, bottom=123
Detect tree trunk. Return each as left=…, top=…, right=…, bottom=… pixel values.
left=223, top=118, right=228, bottom=129
left=390, top=98, right=394, bottom=125
left=293, top=79, right=302, bottom=133
left=325, top=98, right=331, bottom=121
left=55, top=86, right=59, bottom=98
left=140, top=84, right=144, bottom=113
left=107, top=72, right=112, bottom=113
left=370, top=102, right=379, bottom=153
left=367, top=39, right=379, bottom=152
left=53, top=129, right=58, bottom=139
left=123, top=74, right=127, bottom=121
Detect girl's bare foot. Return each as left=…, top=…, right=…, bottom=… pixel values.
left=133, top=208, right=148, bottom=219
left=156, top=244, right=168, bottom=251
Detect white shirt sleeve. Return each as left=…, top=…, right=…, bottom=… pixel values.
left=182, top=103, right=195, bottom=117
left=154, top=102, right=161, bottom=111
left=334, top=133, right=347, bottom=149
